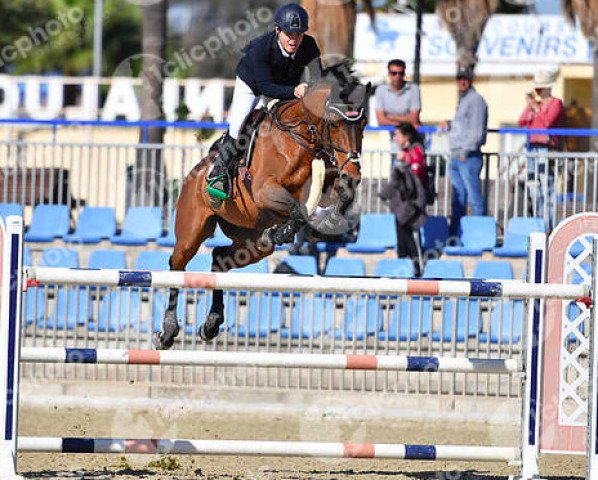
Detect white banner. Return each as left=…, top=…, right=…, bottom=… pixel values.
left=355, top=13, right=591, bottom=69
left=0, top=76, right=227, bottom=122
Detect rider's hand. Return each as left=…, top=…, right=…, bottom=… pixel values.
left=526, top=93, right=540, bottom=112
left=294, top=83, right=308, bottom=98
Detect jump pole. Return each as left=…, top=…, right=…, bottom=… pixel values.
left=26, top=267, right=589, bottom=299
left=19, top=347, right=520, bottom=374
left=16, top=437, right=519, bottom=461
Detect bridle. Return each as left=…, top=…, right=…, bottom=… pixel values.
left=269, top=90, right=366, bottom=173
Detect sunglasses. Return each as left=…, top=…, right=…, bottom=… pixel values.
left=388, top=71, right=405, bottom=76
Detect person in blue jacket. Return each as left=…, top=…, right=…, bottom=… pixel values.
left=207, top=2, right=322, bottom=202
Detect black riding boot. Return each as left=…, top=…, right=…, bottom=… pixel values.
left=207, top=133, right=237, bottom=202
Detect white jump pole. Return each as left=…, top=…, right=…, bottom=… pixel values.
left=19, top=347, right=520, bottom=374
left=17, top=437, right=520, bottom=462
left=0, top=217, right=23, bottom=480
left=25, top=267, right=589, bottom=299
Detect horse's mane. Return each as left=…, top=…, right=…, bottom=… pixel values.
left=309, top=59, right=361, bottom=92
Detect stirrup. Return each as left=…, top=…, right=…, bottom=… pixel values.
left=207, top=175, right=229, bottom=200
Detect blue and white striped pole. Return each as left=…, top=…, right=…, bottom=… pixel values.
left=0, top=216, right=23, bottom=480
left=519, top=232, right=546, bottom=480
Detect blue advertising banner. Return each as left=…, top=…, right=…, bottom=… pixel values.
left=355, top=14, right=591, bottom=67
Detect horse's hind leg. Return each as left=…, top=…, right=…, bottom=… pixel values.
left=199, top=229, right=275, bottom=341
left=153, top=212, right=216, bottom=350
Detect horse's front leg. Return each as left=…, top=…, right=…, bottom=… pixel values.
left=335, top=172, right=357, bottom=214
left=254, top=182, right=308, bottom=246
left=261, top=200, right=308, bottom=246
left=200, top=235, right=274, bottom=341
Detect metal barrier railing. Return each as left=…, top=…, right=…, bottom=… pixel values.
left=21, top=284, right=525, bottom=396
left=1, top=140, right=596, bottom=232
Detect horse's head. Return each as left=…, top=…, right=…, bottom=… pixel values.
left=324, top=80, right=370, bottom=186
left=308, top=61, right=370, bottom=210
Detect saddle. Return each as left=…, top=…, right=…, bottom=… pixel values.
left=209, top=108, right=268, bottom=179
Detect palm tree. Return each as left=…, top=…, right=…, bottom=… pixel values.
left=136, top=0, right=167, bottom=207
left=436, top=0, right=498, bottom=70
left=301, top=0, right=374, bottom=65
left=563, top=0, right=598, bottom=130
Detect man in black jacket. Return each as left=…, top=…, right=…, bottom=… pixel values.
left=207, top=2, right=322, bottom=203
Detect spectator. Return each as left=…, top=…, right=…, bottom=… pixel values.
left=379, top=123, right=427, bottom=276
left=518, top=69, right=563, bottom=230
left=375, top=59, right=422, bottom=165
left=440, top=66, right=488, bottom=237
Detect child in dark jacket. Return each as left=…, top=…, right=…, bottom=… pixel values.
left=380, top=123, right=427, bottom=275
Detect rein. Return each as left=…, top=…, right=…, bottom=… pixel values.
left=268, top=92, right=364, bottom=171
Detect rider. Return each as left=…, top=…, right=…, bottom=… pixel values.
left=207, top=2, right=323, bottom=202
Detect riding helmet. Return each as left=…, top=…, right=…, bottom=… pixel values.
left=275, top=3, right=309, bottom=33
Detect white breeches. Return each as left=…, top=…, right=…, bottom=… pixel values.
left=227, top=76, right=268, bottom=139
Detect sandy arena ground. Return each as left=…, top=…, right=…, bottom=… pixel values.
left=16, top=404, right=585, bottom=480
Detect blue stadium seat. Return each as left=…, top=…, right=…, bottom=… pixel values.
left=88, top=250, right=127, bottom=269
left=421, top=260, right=463, bottom=342
left=493, top=217, right=546, bottom=258
left=431, top=260, right=510, bottom=342
left=88, top=289, right=141, bottom=333
left=280, top=255, right=318, bottom=275
left=473, top=261, right=514, bottom=280
left=38, top=250, right=78, bottom=315
left=420, top=216, right=449, bottom=253
left=0, top=203, right=23, bottom=223
left=479, top=300, right=524, bottom=344
left=40, top=286, right=91, bottom=331
left=335, top=295, right=383, bottom=340
left=422, top=259, right=464, bottom=279
left=431, top=300, right=464, bottom=342
left=346, top=214, right=397, bottom=253
left=24, top=286, right=45, bottom=327
left=379, top=298, right=432, bottom=341
left=443, top=216, right=497, bottom=256
left=204, top=225, right=233, bottom=248
left=37, top=248, right=84, bottom=330
left=111, top=207, right=162, bottom=246
left=374, top=258, right=415, bottom=278
left=64, top=207, right=116, bottom=244
left=40, top=248, right=79, bottom=268
left=134, top=251, right=170, bottom=271
left=235, top=292, right=284, bottom=337
left=23, top=247, right=32, bottom=267
left=156, top=213, right=176, bottom=247
left=25, top=204, right=70, bottom=242
left=227, top=259, right=269, bottom=296
left=324, top=257, right=365, bottom=277
left=232, top=258, right=269, bottom=274
left=186, top=253, right=212, bottom=272
left=281, top=295, right=335, bottom=339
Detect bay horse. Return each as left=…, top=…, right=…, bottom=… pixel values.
left=153, top=67, right=371, bottom=350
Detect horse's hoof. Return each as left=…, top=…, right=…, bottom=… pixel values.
left=199, top=312, right=224, bottom=342
left=274, top=224, right=294, bottom=245
left=152, top=317, right=180, bottom=350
